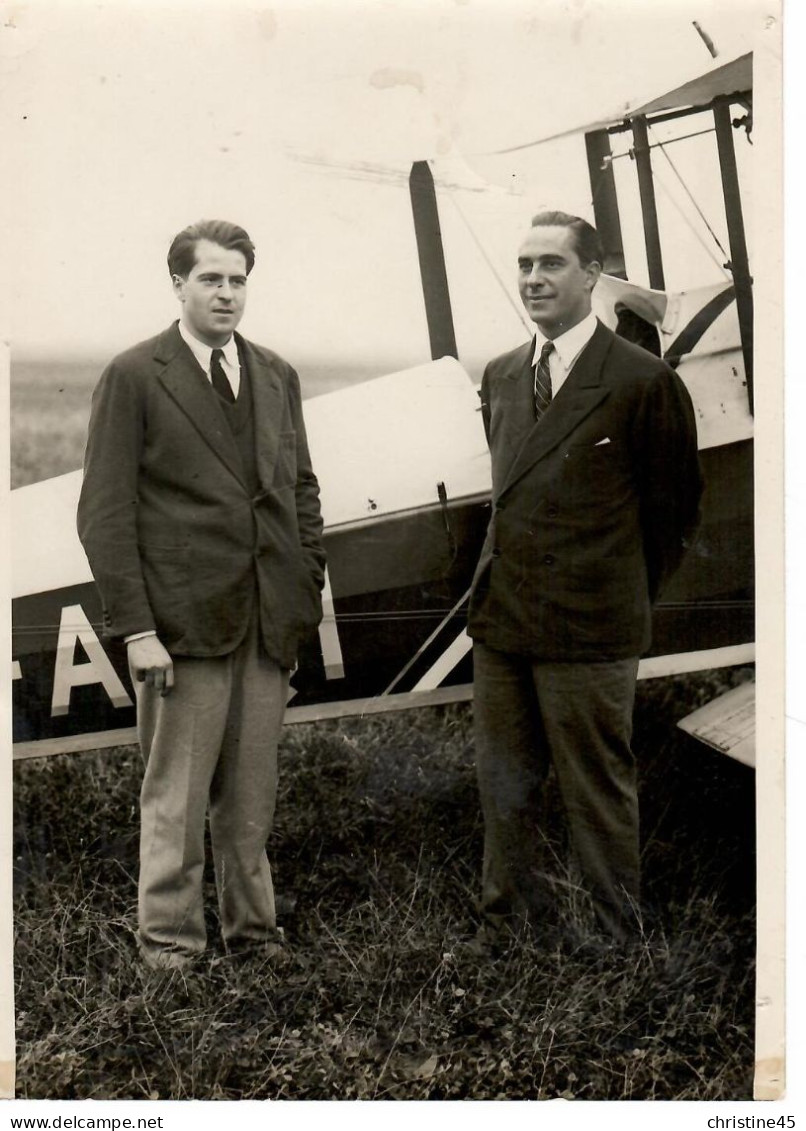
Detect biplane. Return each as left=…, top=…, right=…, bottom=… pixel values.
left=10, top=52, right=756, bottom=764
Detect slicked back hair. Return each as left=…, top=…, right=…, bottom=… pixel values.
left=168, top=220, right=256, bottom=278
left=530, top=211, right=604, bottom=268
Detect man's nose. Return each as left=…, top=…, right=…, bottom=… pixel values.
left=526, top=265, right=545, bottom=286
left=218, top=280, right=234, bottom=300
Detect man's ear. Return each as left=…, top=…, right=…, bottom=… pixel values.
left=585, top=261, right=602, bottom=291
left=172, top=274, right=186, bottom=301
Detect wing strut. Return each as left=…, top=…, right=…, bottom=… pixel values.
left=409, top=161, right=459, bottom=360
left=713, top=95, right=754, bottom=414
left=631, top=116, right=666, bottom=290
left=585, top=129, right=627, bottom=278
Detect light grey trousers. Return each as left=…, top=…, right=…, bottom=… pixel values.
left=133, top=616, right=290, bottom=962
left=473, top=642, right=641, bottom=940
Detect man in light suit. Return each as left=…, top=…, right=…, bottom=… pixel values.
left=78, top=220, right=325, bottom=970
left=467, top=212, right=702, bottom=942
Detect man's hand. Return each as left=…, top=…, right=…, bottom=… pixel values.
left=127, top=635, right=174, bottom=696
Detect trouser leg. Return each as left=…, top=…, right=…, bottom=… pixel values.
left=209, top=616, right=290, bottom=944
left=533, top=658, right=641, bottom=940
left=472, top=642, right=552, bottom=926
left=135, top=654, right=231, bottom=960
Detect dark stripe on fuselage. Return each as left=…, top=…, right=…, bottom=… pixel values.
left=662, top=284, right=737, bottom=369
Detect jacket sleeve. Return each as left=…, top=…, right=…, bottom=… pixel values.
left=479, top=364, right=492, bottom=447
left=287, top=367, right=326, bottom=592
left=631, top=364, right=704, bottom=603
left=76, top=361, right=156, bottom=638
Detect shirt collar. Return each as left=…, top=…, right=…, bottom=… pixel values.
left=532, top=310, right=598, bottom=370
left=178, top=319, right=239, bottom=371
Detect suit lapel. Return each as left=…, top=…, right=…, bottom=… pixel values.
left=241, top=338, right=285, bottom=493
left=155, top=324, right=247, bottom=486
left=499, top=321, right=614, bottom=496
left=496, top=344, right=538, bottom=474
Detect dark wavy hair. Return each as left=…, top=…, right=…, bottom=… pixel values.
left=167, top=220, right=256, bottom=278
left=530, top=211, right=604, bottom=268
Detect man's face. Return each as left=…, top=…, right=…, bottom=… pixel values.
left=173, top=239, right=248, bottom=347
left=517, top=225, right=600, bottom=338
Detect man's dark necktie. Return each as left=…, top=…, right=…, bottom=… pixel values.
left=210, top=348, right=236, bottom=403
left=534, top=340, right=554, bottom=420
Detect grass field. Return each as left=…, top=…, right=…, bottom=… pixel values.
left=10, top=365, right=757, bottom=1100
left=13, top=680, right=756, bottom=1100
left=10, top=361, right=98, bottom=488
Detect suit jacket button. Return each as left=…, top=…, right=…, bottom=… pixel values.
left=546, top=505, right=559, bottom=518
left=543, top=553, right=555, bottom=565
left=496, top=500, right=506, bottom=512
left=492, top=548, right=502, bottom=558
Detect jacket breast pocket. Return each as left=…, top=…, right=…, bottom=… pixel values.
left=274, top=430, right=298, bottom=488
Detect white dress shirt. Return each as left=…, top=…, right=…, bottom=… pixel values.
left=532, top=310, right=598, bottom=398
left=178, top=319, right=241, bottom=399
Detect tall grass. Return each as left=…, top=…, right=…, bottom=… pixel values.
left=13, top=683, right=755, bottom=1100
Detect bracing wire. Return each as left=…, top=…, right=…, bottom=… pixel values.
left=648, top=122, right=731, bottom=268
left=649, top=164, right=732, bottom=279
left=444, top=188, right=534, bottom=336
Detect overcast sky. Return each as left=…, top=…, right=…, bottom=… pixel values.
left=2, top=0, right=766, bottom=368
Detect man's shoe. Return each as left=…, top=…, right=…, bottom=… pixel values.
left=452, top=920, right=515, bottom=958
left=558, top=924, right=640, bottom=962
left=139, top=945, right=199, bottom=973
left=215, top=929, right=289, bottom=967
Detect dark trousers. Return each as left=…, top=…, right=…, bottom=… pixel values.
left=472, top=641, right=641, bottom=940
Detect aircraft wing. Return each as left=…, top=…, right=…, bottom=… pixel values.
left=487, top=52, right=752, bottom=155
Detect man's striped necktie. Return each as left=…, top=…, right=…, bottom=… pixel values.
left=534, top=340, right=554, bottom=420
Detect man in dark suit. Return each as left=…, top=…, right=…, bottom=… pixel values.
left=467, top=211, right=702, bottom=942
left=77, top=220, right=325, bottom=970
